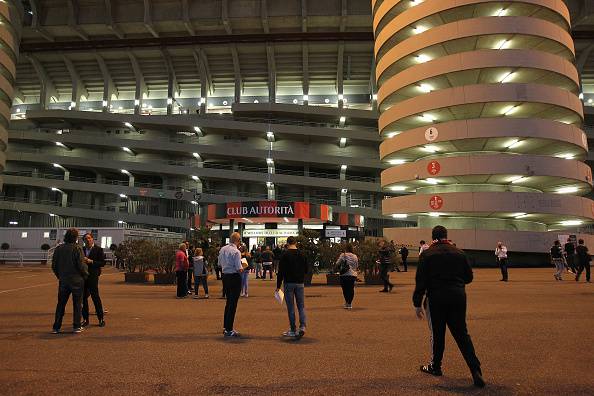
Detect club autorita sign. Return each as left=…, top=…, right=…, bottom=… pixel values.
left=226, top=204, right=294, bottom=216
left=207, top=201, right=331, bottom=222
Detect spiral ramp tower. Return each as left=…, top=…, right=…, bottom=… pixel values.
left=373, top=0, right=594, bottom=252
left=0, top=0, right=20, bottom=190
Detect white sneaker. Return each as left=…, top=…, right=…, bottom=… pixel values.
left=346, top=304, right=353, bottom=310
left=282, top=330, right=296, bottom=337
left=244, top=294, right=249, bottom=298
left=193, top=295, right=199, bottom=299
left=240, top=293, right=245, bottom=297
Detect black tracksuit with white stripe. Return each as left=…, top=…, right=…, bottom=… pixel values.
left=413, top=240, right=481, bottom=372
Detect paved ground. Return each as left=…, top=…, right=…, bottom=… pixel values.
left=0, top=265, right=593, bottom=395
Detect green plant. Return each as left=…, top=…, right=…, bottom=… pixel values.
left=353, top=239, right=380, bottom=276
left=155, top=241, right=178, bottom=274
left=117, top=239, right=158, bottom=273
left=318, top=240, right=343, bottom=272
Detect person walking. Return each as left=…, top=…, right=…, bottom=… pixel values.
left=51, top=228, right=88, bottom=334
left=254, top=246, right=263, bottom=279
left=81, top=233, right=106, bottom=328
left=192, top=247, right=209, bottom=299
left=378, top=240, right=394, bottom=292
left=413, top=225, right=484, bottom=388
left=336, top=243, right=359, bottom=309
left=400, top=246, right=409, bottom=272
left=276, top=236, right=308, bottom=338
left=551, top=240, right=565, bottom=281
left=261, top=246, right=274, bottom=280
left=575, top=239, right=591, bottom=283
left=495, top=242, right=509, bottom=282
left=564, top=239, right=577, bottom=274
left=273, top=245, right=282, bottom=273
left=176, top=243, right=189, bottom=298
left=240, top=245, right=251, bottom=297
left=218, top=232, right=244, bottom=337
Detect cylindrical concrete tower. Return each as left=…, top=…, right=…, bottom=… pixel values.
left=373, top=0, right=594, bottom=251
left=0, top=0, right=20, bottom=190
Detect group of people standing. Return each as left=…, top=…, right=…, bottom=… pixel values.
left=550, top=239, right=591, bottom=282
left=175, top=240, right=210, bottom=299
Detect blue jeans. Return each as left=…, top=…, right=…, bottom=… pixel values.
left=284, top=283, right=306, bottom=332
left=194, top=275, right=209, bottom=296
left=240, top=271, right=249, bottom=295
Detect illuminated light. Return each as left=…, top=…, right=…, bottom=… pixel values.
left=167, top=98, right=173, bottom=105
left=191, top=201, right=198, bottom=205
left=557, top=186, right=579, bottom=194
left=51, top=187, right=59, bottom=192
left=292, top=99, right=298, bottom=104
left=9, top=221, right=18, bottom=225
left=52, top=163, right=61, bottom=168
left=495, top=8, right=507, bottom=16
left=266, top=182, right=274, bottom=188
left=555, top=153, right=575, bottom=160
left=410, top=0, right=423, bottom=5
left=122, top=147, right=132, bottom=153
left=424, top=178, right=440, bottom=185
left=134, top=99, right=140, bottom=106
left=142, top=103, right=148, bottom=108
left=502, top=105, right=519, bottom=116
left=191, top=175, right=200, bottom=181
left=324, top=98, right=330, bottom=104
left=55, top=142, right=66, bottom=148
left=588, top=99, right=593, bottom=104
left=339, top=137, right=347, bottom=146
left=415, top=54, right=431, bottom=63
left=192, top=152, right=201, bottom=159
left=193, top=126, right=202, bottom=134
left=118, top=106, right=123, bottom=110
left=495, top=39, right=511, bottom=50
left=372, top=94, right=378, bottom=101
left=340, top=164, right=348, bottom=171
left=338, top=94, right=344, bottom=101
left=303, top=95, right=309, bottom=101
left=253, top=99, right=259, bottom=104
left=124, top=122, right=133, bottom=128
left=579, top=93, right=584, bottom=100
left=118, top=220, right=125, bottom=224
left=511, top=212, right=526, bottom=218
left=390, top=186, right=407, bottom=191
left=418, top=83, right=433, bottom=93
left=392, top=214, right=408, bottom=218
left=419, top=113, right=436, bottom=122
left=515, top=214, right=530, bottom=219
left=499, top=71, right=515, bottom=83
left=339, top=116, right=346, bottom=123
left=121, top=169, right=130, bottom=175
left=421, top=145, right=439, bottom=153
left=508, top=176, right=526, bottom=184
left=223, top=100, right=228, bottom=106
left=148, top=105, right=153, bottom=110
left=102, top=100, right=108, bottom=107
left=266, top=158, right=274, bottom=165
left=387, top=132, right=398, bottom=138
left=341, top=188, right=348, bottom=194
left=119, top=194, right=127, bottom=198
left=70, top=101, right=76, bottom=108
left=412, top=25, right=428, bottom=34
left=266, top=131, right=275, bottom=141
left=560, top=220, right=583, bottom=226
left=508, top=140, right=524, bottom=149
left=199, top=97, right=206, bottom=105
left=428, top=212, right=441, bottom=217
left=49, top=214, right=56, bottom=217
left=389, top=159, right=407, bottom=165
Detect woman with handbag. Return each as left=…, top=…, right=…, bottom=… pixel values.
left=336, top=244, right=359, bottom=309
left=192, top=248, right=209, bottom=299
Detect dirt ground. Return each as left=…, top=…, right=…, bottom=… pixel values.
left=0, top=265, right=593, bottom=395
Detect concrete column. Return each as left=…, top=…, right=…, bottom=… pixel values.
left=61, top=192, right=68, bottom=207
left=298, top=218, right=304, bottom=234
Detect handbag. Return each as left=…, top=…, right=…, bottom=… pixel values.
left=337, top=255, right=349, bottom=275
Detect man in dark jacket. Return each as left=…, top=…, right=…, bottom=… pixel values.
left=413, top=225, right=484, bottom=388
left=575, top=239, right=591, bottom=282
left=81, top=233, right=106, bottom=327
left=52, top=228, right=88, bottom=334
left=378, top=240, right=394, bottom=292
left=400, top=246, right=409, bottom=272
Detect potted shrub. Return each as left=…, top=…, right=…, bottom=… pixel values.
left=319, top=240, right=343, bottom=285
left=354, top=239, right=383, bottom=285
left=296, top=230, right=320, bottom=286
left=119, top=239, right=155, bottom=283
left=154, top=241, right=178, bottom=284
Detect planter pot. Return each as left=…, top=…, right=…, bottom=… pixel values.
left=154, top=273, right=176, bottom=285
left=364, top=273, right=384, bottom=285
left=325, top=273, right=341, bottom=285
left=125, top=272, right=150, bottom=283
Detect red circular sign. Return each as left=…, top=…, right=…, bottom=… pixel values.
left=429, top=195, right=444, bottom=210
left=427, top=160, right=441, bottom=176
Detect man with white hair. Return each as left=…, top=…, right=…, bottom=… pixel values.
left=495, top=242, right=508, bottom=282
left=218, top=232, right=244, bottom=337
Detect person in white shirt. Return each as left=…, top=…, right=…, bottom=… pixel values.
left=218, top=232, right=244, bottom=337
left=495, top=242, right=508, bottom=282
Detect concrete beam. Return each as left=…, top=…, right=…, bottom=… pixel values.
left=181, top=0, right=195, bottom=35
left=302, top=44, right=309, bottom=102
left=63, top=56, right=88, bottom=109
left=104, top=0, right=124, bottom=39
left=67, top=0, right=89, bottom=41
left=95, top=53, right=118, bottom=111
left=301, top=0, right=307, bottom=32
left=128, top=52, right=147, bottom=114
left=26, top=55, right=58, bottom=109
left=266, top=43, right=276, bottom=103
left=143, top=0, right=159, bottom=38
left=162, top=48, right=180, bottom=115
left=230, top=45, right=242, bottom=104
left=29, top=0, right=54, bottom=42
left=261, top=0, right=269, bottom=34
left=340, top=0, right=348, bottom=32
left=193, top=47, right=213, bottom=113
left=337, top=41, right=344, bottom=107
left=222, top=0, right=232, bottom=34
